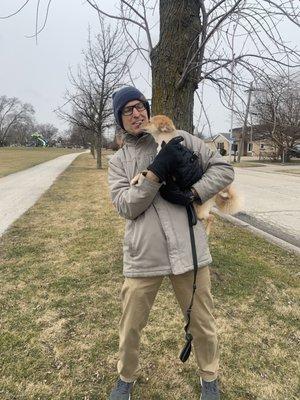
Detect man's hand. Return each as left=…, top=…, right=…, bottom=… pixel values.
left=147, top=136, right=185, bottom=183
left=191, top=187, right=198, bottom=197
left=145, top=170, right=160, bottom=183
left=160, top=178, right=198, bottom=206
left=148, top=136, right=204, bottom=189
left=171, top=146, right=203, bottom=190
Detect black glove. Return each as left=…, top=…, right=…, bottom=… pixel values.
left=147, top=136, right=185, bottom=182
left=160, top=178, right=196, bottom=206
left=171, top=146, right=203, bottom=190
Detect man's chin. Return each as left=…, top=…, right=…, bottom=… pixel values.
left=130, top=127, right=146, bottom=135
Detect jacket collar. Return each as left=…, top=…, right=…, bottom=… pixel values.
left=123, top=131, right=154, bottom=146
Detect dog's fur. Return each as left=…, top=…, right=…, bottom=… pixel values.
left=131, top=115, right=243, bottom=234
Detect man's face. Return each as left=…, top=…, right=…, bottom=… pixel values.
left=121, top=100, right=149, bottom=135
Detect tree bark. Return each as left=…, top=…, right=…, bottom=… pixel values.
left=150, top=0, right=200, bottom=133
left=96, top=131, right=102, bottom=169
left=90, top=143, right=95, bottom=159
left=238, top=82, right=253, bottom=163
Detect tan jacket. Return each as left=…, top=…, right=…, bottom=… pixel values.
left=108, top=130, right=234, bottom=277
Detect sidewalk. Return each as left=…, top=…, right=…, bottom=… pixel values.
left=0, top=152, right=84, bottom=237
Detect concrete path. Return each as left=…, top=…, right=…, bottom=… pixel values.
left=0, top=152, right=85, bottom=237
left=233, top=164, right=300, bottom=248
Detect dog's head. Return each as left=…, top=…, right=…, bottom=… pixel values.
left=143, top=115, right=176, bottom=147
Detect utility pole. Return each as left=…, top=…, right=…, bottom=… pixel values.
left=238, top=81, right=253, bottom=163
left=229, top=54, right=235, bottom=163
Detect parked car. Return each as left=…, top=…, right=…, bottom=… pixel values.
left=288, top=144, right=300, bottom=158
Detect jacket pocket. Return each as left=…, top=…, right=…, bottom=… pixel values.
left=124, top=220, right=135, bottom=256
left=130, top=213, right=145, bottom=256
left=124, top=215, right=144, bottom=258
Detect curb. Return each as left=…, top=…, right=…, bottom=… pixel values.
left=213, top=210, right=300, bottom=257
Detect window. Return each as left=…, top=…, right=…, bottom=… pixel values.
left=248, top=143, right=253, bottom=152
left=260, top=143, right=265, bottom=149
left=217, top=142, right=224, bottom=150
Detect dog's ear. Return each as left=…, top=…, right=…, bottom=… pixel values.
left=161, top=140, right=166, bottom=148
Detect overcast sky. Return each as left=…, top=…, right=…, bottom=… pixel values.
left=1, top=1, right=299, bottom=137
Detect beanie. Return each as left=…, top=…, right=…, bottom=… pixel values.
left=112, top=86, right=150, bottom=129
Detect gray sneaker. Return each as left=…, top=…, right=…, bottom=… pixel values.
left=109, top=378, right=135, bottom=400
left=200, top=379, right=220, bottom=400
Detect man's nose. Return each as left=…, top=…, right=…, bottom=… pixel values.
left=132, top=106, right=140, bottom=117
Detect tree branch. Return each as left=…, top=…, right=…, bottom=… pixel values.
left=0, top=0, right=30, bottom=19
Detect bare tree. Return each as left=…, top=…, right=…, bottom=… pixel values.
left=35, top=123, right=58, bottom=142
left=6, top=115, right=35, bottom=146
left=3, top=1, right=300, bottom=139
left=85, top=0, right=300, bottom=134
left=0, top=95, right=35, bottom=146
left=67, top=122, right=94, bottom=150
left=57, top=20, right=129, bottom=168
left=251, top=73, right=300, bottom=161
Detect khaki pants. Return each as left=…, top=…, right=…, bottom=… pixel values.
left=117, top=266, right=219, bottom=382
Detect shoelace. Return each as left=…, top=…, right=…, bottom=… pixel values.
left=116, top=379, right=132, bottom=394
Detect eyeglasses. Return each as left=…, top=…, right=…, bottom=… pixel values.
left=122, top=101, right=146, bottom=116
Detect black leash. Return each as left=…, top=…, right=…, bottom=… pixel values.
left=179, top=203, right=198, bottom=363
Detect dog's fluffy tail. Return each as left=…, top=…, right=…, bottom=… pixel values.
left=215, top=185, right=243, bottom=215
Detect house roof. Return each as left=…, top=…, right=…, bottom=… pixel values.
left=205, top=133, right=231, bottom=143
left=231, top=124, right=270, bottom=141
left=218, top=132, right=231, bottom=141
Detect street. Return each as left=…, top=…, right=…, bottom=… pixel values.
left=233, top=164, right=300, bottom=248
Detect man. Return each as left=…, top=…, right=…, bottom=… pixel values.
left=108, top=86, right=234, bottom=400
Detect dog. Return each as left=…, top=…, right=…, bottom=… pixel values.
left=131, top=115, right=243, bottom=234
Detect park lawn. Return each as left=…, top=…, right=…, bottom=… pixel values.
left=0, top=153, right=299, bottom=400
left=232, top=159, right=300, bottom=168
left=231, top=162, right=266, bottom=168
left=274, top=169, right=300, bottom=175
left=0, top=147, right=84, bottom=178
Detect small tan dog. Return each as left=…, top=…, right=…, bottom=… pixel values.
left=131, top=115, right=242, bottom=234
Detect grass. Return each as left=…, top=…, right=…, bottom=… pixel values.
left=245, top=159, right=300, bottom=165
left=231, top=162, right=266, bottom=168
left=232, top=159, right=300, bottom=170
left=274, top=169, right=300, bottom=175
left=0, top=151, right=299, bottom=399
left=0, top=147, right=84, bottom=178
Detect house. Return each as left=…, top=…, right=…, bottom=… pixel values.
left=231, top=125, right=277, bottom=157
left=204, top=133, right=232, bottom=155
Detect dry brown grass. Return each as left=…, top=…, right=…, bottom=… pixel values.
left=274, top=169, right=300, bottom=175
left=0, top=147, right=84, bottom=177
left=231, top=162, right=266, bottom=168
left=0, top=152, right=299, bottom=399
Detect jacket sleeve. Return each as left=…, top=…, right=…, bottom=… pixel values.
left=108, top=156, right=162, bottom=220
left=181, top=132, right=235, bottom=203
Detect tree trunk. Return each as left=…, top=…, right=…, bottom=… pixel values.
left=90, top=143, right=95, bottom=159
left=95, top=131, right=102, bottom=169
left=150, top=0, right=200, bottom=133
left=238, top=82, right=253, bottom=163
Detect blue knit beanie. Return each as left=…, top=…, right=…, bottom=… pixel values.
left=112, top=86, right=150, bottom=129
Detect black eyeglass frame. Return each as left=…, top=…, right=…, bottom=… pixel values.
left=121, top=101, right=147, bottom=116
